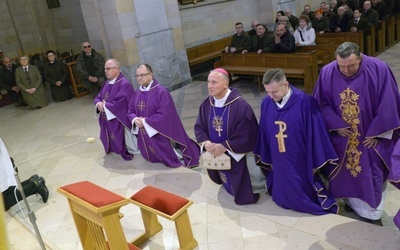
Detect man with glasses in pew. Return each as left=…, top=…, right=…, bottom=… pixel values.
left=76, top=41, right=106, bottom=97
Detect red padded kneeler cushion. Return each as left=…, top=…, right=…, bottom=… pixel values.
left=61, top=181, right=124, bottom=208
left=130, top=186, right=189, bottom=216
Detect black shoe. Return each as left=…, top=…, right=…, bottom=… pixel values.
left=31, top=176, right=49, bottom=203
left=29, top=174, right=40, bottom=183
left=13, top=101, right=22, bottom=107
left=344, top=203, right=354, bottom=212
left=369, top=219, right=383, bottom=226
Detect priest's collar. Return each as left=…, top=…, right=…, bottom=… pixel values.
left=140, top=80, right=154, bottom=91
left=275, top=86, right=292, bottom=108
left=213, top=89, right=231, bottom=107
left=108, top=78, right=117, bottom=85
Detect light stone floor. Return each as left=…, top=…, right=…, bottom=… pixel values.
left=2, top=43, right=400, bottom=250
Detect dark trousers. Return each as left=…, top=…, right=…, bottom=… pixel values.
left=2, top=180, right=37, bottom=211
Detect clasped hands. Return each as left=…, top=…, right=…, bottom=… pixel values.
left=337, top=128, right=379, bottom=148
left=26, top=87, right=36, bottom=94
left=204, top=140, right=227, bottom=157
left=134, top=117, right=145, bottom=128
left=88, top=76, right=98, bottom=83
left=97, top=100, right=106, bottom=112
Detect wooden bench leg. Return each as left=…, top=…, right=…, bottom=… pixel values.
left=175, top=211, right=198, bottom=250
left=87, top=220, right=108, bottom=249
left=103, top=213, right=130, bottom=250
left=132, top=208, right=163, bottom=246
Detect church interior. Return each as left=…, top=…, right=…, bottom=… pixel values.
left=1, top=0, right=400, bottom=249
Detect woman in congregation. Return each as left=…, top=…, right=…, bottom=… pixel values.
left=312, top=9, right=330, bottom=34
left=274, top=11, right=285, bottom=31
left=43, top=50, right=73, bottom=102
left=294, top=15, right=316, bottom=47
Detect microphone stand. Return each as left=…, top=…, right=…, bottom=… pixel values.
left=11, top=138, right=96, bottom=250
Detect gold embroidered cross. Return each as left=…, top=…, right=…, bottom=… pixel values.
left=275, top=121, right=287, bottom=153
left=212, top=116, right=223, bottom=137
left=137, top=100, right=145, bottom=111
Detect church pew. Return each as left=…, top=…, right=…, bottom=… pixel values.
left=65, top=61, right=90, bottom=98
left=297, top=43, right=335, bottom=67
left=395, top=13, right=400, bottom=43
left=316, top=32, right=364, bottom=53
left=386, top=16, right=395, bottom=48
left=186, top=37, right=231, bottom=67
left=365, top=26, right=375, bottom=56
left=214, top=51, right=318, bottom=94
left=376, top=20, right=386, bottom=55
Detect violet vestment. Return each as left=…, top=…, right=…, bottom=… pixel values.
left=127, top=79, right=199, bottom=168
left=313, top=54, right=400, bottom=218
left=254, top=86, right=339, bottom=215
left=94, top=73, right=135, bottom=161
left=195, top=88, right=263, bottom=205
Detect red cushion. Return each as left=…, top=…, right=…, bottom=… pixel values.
left=60, top=181, right=124, bottom=208
left=130, top=186, right=190, bottom=216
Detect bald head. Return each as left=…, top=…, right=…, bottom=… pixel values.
left=2, top=57, right=13, bottom=68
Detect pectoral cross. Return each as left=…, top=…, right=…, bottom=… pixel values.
left=275, top=121, right=288, bottom=153
left=137, top=100, right=145, bottom=111
left=104, top=92, right=109, bottom=101
left=212, top=116, right=223, bottom=137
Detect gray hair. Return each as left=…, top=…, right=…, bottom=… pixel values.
left=19, top=55, right=29, bottom=62
left=335, top=42, right=361, bottom=59
left=106, top=58, right=120, bottom=69
left=262, top=68, right=287, bottom=85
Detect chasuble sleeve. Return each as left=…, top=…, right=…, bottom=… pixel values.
left=104, top=81, right=134, bottom=129
left=194, top=98, right=212, bottom=144
left=253, top=99, right=273, bottom=167
left=364, top=66, right=400, bottom=138
left=221, top=100, right=258, bottom=154
left=306, top=97, right=339, bottom=170
left=143, top=88, right=179, bottom=133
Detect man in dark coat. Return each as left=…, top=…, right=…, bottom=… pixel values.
left=271, top=24, right=296, bottom=53
left=76, top=41, right=106, bottom=97
left=0, top=57, right=23, bottom=107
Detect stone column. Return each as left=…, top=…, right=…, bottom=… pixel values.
left=79, top=0, right=191, bottom=90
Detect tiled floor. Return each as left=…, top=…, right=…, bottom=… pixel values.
left=2, top=43, right=400, bottom=250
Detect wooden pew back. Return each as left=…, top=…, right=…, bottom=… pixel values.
left=316, top=32, right=364, bottom=53
left=297, top=43, right=335, bottom=65
left=219, top=51, right=318, bottom=93
left=187, top=37, right=231, bottom=66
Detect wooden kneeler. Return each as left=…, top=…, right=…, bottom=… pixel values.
left=58, top=181, right=139, bottom=250
left=130, top=186, right=198, bottom=250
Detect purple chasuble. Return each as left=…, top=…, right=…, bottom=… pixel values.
left=390, top=140, right=400, bottom=229
left=254, top=86, right=339, bottom=215
left=313, top=54, right=400, bottom=211
left=394, top=210, right=400, bottom=229
left=195, top=88, right=260, bottom=205
left=94, top=73, right=134, bottom=160
left=127, top=80, right=199, bottom=168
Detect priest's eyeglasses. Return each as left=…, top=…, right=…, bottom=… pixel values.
left=135, top=73, right=150, bottom=78
left=104, top=67, right=117, bottom=71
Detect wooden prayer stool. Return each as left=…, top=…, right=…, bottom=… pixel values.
left=129, top=186, right=198, bottom=250
left=58, top=181, right=139, bottom=250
